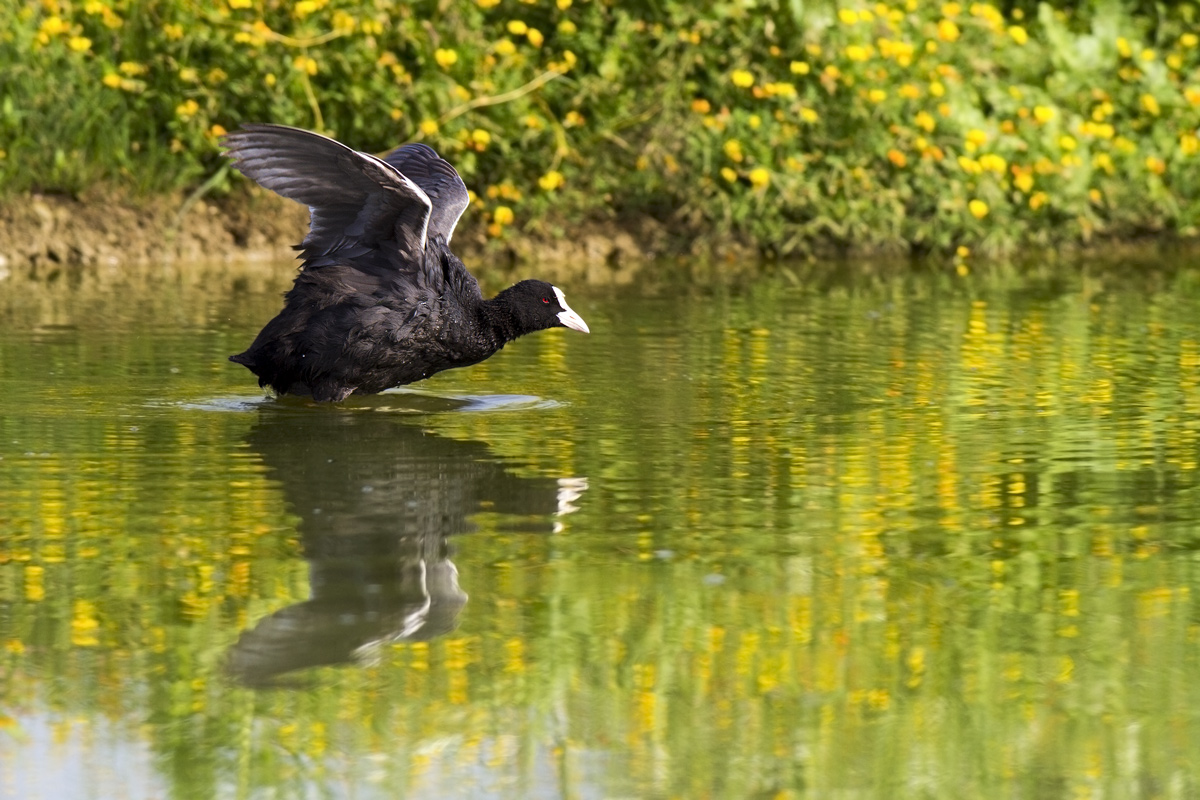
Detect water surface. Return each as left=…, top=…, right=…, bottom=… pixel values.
left=2, top=258, right=1200, bottom=798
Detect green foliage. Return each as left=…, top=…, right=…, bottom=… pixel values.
left=1, top=0, right=1199, bottom=253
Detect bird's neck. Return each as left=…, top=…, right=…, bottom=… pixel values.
left=479, top=292, right=530, bottom=346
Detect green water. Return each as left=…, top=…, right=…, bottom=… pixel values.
left=2, top=258, right=1200, bottom=799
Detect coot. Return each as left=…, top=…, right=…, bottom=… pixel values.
left=222, top=124, right=589, bottom=402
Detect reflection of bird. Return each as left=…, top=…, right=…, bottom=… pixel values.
left=222, top=124, right=589, bottom=401
left=226, top=408, right=585, bottom=686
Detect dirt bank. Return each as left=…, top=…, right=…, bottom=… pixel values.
left=0, top=189, right=745, bottom=286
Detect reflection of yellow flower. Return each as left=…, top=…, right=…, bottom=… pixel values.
left=435, top=48, right=458, bottom=69
left=720, top=167, right=737, bottom=182
left=493, top=206, right=514, bottom=225
left=538, top=170, right=564, bottom=191
left=731, top=69, right=754, bottom=88
left=968, top=199, right=989, bottom=219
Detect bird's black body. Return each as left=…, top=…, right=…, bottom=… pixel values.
left=223, top=124, right=588, bottom=402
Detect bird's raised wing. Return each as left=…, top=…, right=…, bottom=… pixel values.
left=382, top=143, right=471, bottom=243
left=222, top=123, right=432, bottom=262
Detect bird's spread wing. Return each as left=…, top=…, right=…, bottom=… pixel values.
left=382, top=143, right=471, bottom=243
left=222, top=123, right=432, bottom=262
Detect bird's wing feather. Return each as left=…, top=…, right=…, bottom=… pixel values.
left=222, top=123, right=433, bottom=262
left=382, top=143, right=470, bottom=242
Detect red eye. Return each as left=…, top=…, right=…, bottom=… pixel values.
left=542, top=297, right=550, bottom=304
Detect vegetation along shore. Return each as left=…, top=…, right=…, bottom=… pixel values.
left=2, top=0, right=1198, bottom=272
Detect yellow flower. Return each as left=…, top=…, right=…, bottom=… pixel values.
left=1182, top=33, right=1199, bottom=48
left=163, top=23, right=184, bottom=40
left=914, top=110, right=936, bottom=132
left=538, top=170, right=564, bottom=191
left=845, top=44, right=869, bottom=62
left=929, top=81, right=945, bottom=97
left=176, top=99, right=200, bottom=119
left=229, top=0, right=252, bottom=7
left=1009, top=26, right=1027, bottom=45
left=979, top=153, right=1006, bottom=173
left=691, top=98, right=711, bottom=114
left=723, top=139, right=744, bottom=162
left=208, top=124, right=227, bottom=138
left=477, top=0, right=501, bottom=6
left=957, top=155, right=982, bottom=174
left=1139, top=48, right=1155, bottom=61
left=1029, top=191, right=1048, bottom=210
left=67, top=36, right=92, bottom=52
left=956, top=245, right=970, bottom=258
left=389, top=108, right=403, bottom=121
left=294, top=0, right=319, bottom=17
left=1145, top=156, right=1166, bottom=175
left=564, top=110, right=585, bottom=126
left=941, top=2, right=961, bottom=17
left=495, top=38, right=516, bottom=56
left=1116, top=37, right=1131, bottom=58
left=526, top=27, right=544, bottom=47
left=435, top=48, right=458, bottom=69
left=265, top=73, right=277, bottom=87
left=748, top=114, right=762, bottom=129
left=419, top=119, right=438, bottom=135
left=292, top=55, right=318, bottom=75
left=966, top=128, right=988, bottom=147
left=39, top=16, right=68, bottom=36
left=720, top=167, right=738, bottom=182
left=790, top=61, right=810, bottom=75
left=471, top=128, right=491, bottom=147
left=800, top=108, right=819, bottom=123
left=838, top=8, right=859, bottom=24
left=1186, top=87, right=1200, bottom=106
left=557, top=0, right=572, bottom=8
left=558, top=19, right=577, bottom=35
left=868, top=89, right=887, bottom=103
left=1089, top=188, right=1103, bottom=203
left=507, top=20, right=527, bottom=35
left=119, top=61, right=146, bottom=76
left=1092, top=152, right=1114, bottom=173
left=1140, top=93, right=1160, bottom=116
left=887, top=148, right=907, bottom=167
left=1058, top=135, right=1076, bottom=151
left=102, top=73, right=122, bottom=89
left=899, top=84, right=921, bottom=99
left=1033, top=105, right=1054, bottom=124
left=1182, top=134, right=1199, bottom=156
left=731, top=69, right=754, bottom=88
left=1014, top=172, right=1033, bottom=192
left=748, top=167, right=770, bottom=189
left=937, top=19, right=960, bottom=42
left=493, top=206, right=514, bottom=225
left=968, top=199, right=989, bottom=219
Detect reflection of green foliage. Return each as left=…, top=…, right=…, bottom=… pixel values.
left=1, top=262, right=1200, bottom=797
left=2, top=1, right=1199, bottom=252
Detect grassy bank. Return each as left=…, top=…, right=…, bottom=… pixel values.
left=3, top=0, right=1199, bottom=256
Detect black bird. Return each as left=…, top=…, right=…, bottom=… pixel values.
left=222, top=123, right=589, bottom=402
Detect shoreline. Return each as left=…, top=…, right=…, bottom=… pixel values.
left=1, top=190, right=1196, bottom=285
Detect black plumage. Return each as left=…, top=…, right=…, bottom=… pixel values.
left=222, top=124, right=589, bottom=402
